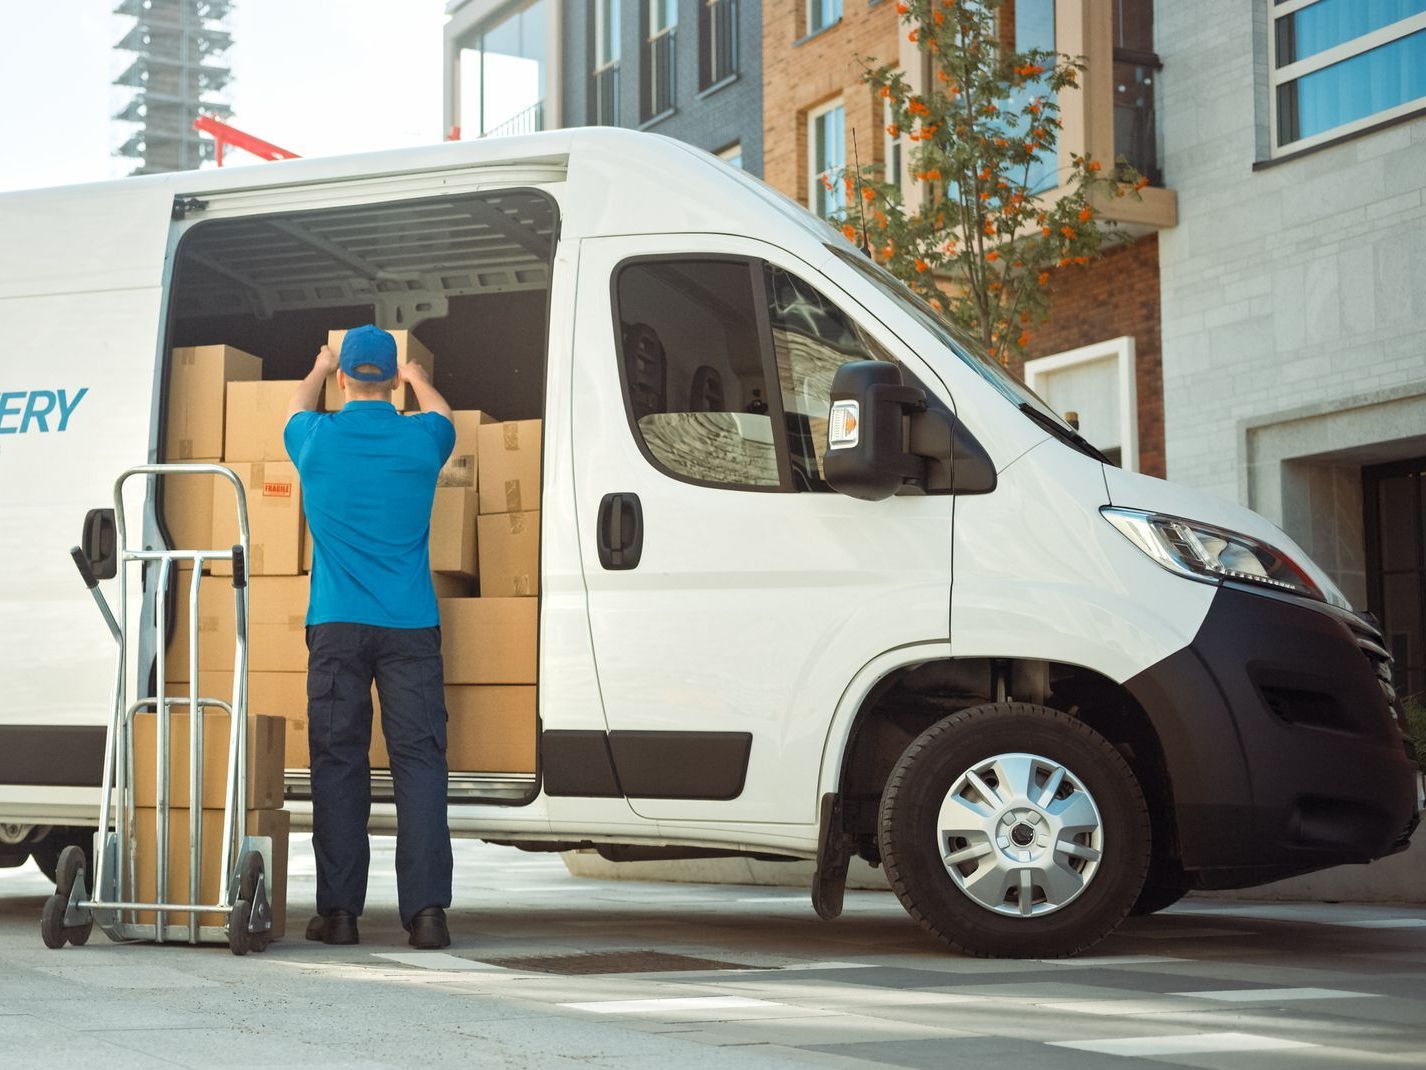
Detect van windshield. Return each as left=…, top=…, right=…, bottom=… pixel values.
left=826, top=245, right=1081, bottom=438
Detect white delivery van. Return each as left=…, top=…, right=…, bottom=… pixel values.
left=0, top=129, right=1418, bottom=957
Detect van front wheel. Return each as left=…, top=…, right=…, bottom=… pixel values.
left=879, top=703, right=1150, bottom=958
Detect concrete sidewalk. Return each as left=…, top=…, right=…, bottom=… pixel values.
left=3, top=835, right=1425, bottom=1067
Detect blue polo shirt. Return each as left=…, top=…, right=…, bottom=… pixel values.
left=284, top=402, right=455, bottom=629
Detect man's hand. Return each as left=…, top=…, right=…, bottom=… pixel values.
left=398, top=361, right=430, bottom=387
left=289, top=345, right=337, bottom=419
left=397, top=360, right=451, bottom=420
left=314, top=345, right=339, bottom=378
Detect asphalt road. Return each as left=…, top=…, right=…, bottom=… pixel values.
left=3, top=836, right=1425, bottom=1068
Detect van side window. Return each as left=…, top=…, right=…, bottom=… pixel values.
left=763, top=264, right=894, bottom=490
left=615, top=259, right=789, bottom=490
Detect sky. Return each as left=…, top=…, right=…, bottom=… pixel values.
left=0, top=0, right=450, bottom=193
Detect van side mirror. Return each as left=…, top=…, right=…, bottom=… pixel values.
left=824, top=362, right=928, bottom=501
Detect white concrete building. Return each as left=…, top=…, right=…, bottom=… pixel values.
left=1157, top=0, right=1426, bottom=702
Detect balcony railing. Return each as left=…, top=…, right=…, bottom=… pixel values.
left=591, top=62, right=620, bottom=126
left=701, top=0, right=737, bottom=89
left=483, top=99, right=544, bottom=139
left=641, top=28, right=676, bottom=121
left=1113, top=49, right=1162, bottom=187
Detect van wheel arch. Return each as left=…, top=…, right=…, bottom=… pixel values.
left=827, top=658, right=1179, bottom=880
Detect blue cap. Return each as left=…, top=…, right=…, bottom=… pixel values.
left=339, top=325, right=398, bottom=381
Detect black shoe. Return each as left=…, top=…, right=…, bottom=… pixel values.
left=408, top=906, right=450, bottom=949
left=306, top=910, right=359, bottom=945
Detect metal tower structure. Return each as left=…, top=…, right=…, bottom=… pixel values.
left=113, top=0, right=234, bottom=174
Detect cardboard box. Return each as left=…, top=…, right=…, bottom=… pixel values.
left=165, top=345, right=262, bottom=461
left=133, top=709, right=285, bottom=810
left=133, top=806, right=290, bottom=936
left=189, top=576, right=308, bottom=674
left=199, top=670, right=310, bottom=771
left=432, top=573, right=473, bottom=598
left=477, top=511, right=539, bottom=597
left=447, top=686, right=536, bottom=773
left=439, top=410, right=496, bottom=488
left=162, top=462, right=221, bottom=557
left=439, top=598, right=538, bottom=684
left=477, top=420, right=541, bottom=514
left=430, top=487, right=478, bottom=578
left=163, top=567, right=225, bottom=683
left=224, top=380, right=304, bottom=462
left=211, top=461, right=304, bottom=577
left=324, top=329, right=434, bottom=412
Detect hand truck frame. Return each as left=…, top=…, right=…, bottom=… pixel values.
left=41, top=463, right=275, bottom=956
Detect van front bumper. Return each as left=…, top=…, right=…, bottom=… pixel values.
left=1126, top=584, right=1419, bottom=890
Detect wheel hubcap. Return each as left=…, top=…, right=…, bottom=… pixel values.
left=936, top=751, right=1104, bottom=918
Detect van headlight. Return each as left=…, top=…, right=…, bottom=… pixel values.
left=1101, top=507, right=1345, bottom=607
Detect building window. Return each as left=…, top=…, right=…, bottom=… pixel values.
left=717, top=142, right=744, bottom=168
left=700, top=0, right=739, bottom=89
left=808, top=0, right=841, bottom=36
left=1271, top=0, right=1426, bottom=153
left=641, top=0, right=678, bottom=120
left=1023, top=337, right=1138, bottom=471
left=884, top=100, right=902, bottom=193
left=1002, top=0, right=1057, bottom=192
left=808, top=99, right=846, bottom=219
left=457, top=0, right=549, bottom=138
left=1113, top=0, right=1162, bottom=185
left=591, top=0, right=621, bottom=125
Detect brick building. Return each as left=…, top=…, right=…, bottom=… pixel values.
left=761, top=0, right=1176, bottom=477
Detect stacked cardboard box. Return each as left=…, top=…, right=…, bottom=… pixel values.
left=162, top=337, right=537, bottom=779
left=477, top=420, right=541, bottom=597
left=131, top=708, right=289, bottom=936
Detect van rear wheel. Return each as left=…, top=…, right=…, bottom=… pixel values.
left=879, top=702, right=1150, bottom=959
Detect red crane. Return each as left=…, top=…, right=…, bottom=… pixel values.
left=193, top=115, right=300, bottom=167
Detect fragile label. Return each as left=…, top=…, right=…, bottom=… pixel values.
left=263, top=481, right=293, bottom=498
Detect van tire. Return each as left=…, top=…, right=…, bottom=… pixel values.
left=878, top=702, right=1151, bottom=959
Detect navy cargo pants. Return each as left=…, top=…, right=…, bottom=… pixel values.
left=306, top=623, right=452, bottom=928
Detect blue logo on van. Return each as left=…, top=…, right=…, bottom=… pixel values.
left=0, top=389, right=88, bottom=434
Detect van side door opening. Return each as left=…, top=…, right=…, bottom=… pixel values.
left=157, top=189, right=557, bottom=807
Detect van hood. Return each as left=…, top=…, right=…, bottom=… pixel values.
left=1102, top=465, right=1353, bottom=611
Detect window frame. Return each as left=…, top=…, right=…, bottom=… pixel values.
left=1022, top=336, right=1139, bottom=472
left=700, top=0, right=739, bottom=89
left=609, top=253, right=799, bottom=494
left=1268, top=0, right=1426, bottom=156
left=807, top=97, right=846, bottom=219
left=594, top=0, right=621, bottom=70
left=807, top=0, right=842, bottom=36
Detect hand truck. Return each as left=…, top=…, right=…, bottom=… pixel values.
left=41, top=463, right=275, bottom=956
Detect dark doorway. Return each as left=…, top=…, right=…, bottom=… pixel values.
left=1364, top=456, right=1426, bottom=701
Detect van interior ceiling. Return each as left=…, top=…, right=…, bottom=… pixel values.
left=159, top=188, right=556, bottom=806
left=167, top=189, right=556, bottom=418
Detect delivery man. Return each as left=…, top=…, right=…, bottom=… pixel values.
left=285, top=325, right=455, bottom=949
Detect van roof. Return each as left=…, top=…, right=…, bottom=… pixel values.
left=1, top=127, right=846, bottom=251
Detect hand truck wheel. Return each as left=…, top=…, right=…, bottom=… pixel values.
left=55, top=846, right=94, bottom=945
left=229, top=899, right=252, bottom=956
left=41, top=894, right=69, bottom=949
left=55, top=844, right=86, bottom=899
left=237, top=850, right=270, bottom=953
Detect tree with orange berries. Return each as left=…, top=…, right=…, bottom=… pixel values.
left=847, top=0, right=1145, bottom=363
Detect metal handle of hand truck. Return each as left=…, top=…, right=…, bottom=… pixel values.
left=71, top=545, right=122, bottom=643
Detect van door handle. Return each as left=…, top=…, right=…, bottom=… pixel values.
left=597, top=492, right=643, bottom=570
